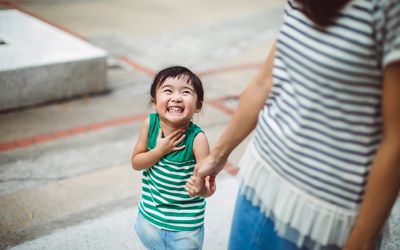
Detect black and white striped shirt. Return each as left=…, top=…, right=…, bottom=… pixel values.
left=254, top=0, right=400, bottom=209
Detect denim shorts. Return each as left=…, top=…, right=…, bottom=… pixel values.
left=135, top=212, right=204, bottom=250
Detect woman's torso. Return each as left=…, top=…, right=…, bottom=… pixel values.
left=254, top=0, right=394, bottom=210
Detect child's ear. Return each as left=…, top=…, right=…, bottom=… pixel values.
left=195, top=102, right=202, bottom=113
left=151, top=97, right=156, bottom=109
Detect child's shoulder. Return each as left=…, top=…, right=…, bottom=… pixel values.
left=193, top=130, right=207, bottom=142
left=192, top=127, right=209, bottom=158
left=188, top=121, right=204, bottom=135
left=189, top=123, right=208, bottom=145
left=147, top=113, right=158, bottom=128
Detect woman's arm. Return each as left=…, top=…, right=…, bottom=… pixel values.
left=188, top=42, right=276, bottom=196
left=344, top=62, right=400, bottom=249
left=131, top=117, right=186, bottom=170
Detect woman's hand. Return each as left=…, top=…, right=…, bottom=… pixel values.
left=343, top=230, right=376, bottom=250
left=155, top=128, right=185, bottom=156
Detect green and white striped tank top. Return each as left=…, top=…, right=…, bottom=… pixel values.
left=138, top=113, right=206, bottom=231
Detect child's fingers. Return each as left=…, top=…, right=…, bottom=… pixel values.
left=167, top=129, right=183, bottom=140
left=185, top=175, right=202, bottom=197
left=185, top=183, right=196, bottom=197
left=173, top=145, right=185, bottom=151
left=185, top=182, right=193, bottom=189
left=187, top=174, right=207, bottom=197
left=173, top=134, right=186, bottom=145
left=185, top=184, right=191, bottom=194
left=187, top=190, right=195, bottom=197
left=187, top=176, right=196, bottom=185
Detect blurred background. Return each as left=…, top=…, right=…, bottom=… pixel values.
left=0, top=0, right=284, bottom=249
left=0, top=0, right=398, bottom=249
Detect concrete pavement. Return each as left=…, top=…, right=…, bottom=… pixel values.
left=0, top=0, right=398, bottom=249
left=0, top=0, right=283, bottom=248
left=8, top=173, right=239, bottom=250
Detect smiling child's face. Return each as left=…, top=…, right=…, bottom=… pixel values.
left=153, top=75, right=199, bottom=127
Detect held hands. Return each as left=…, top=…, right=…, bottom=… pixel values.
left=186, top=175, right=216, bottom=197
left=185, top=154, right=227, bottom=197
left=155, top=128, right=186, bottom=157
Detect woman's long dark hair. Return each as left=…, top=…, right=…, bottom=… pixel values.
left=296, top=0, right=352, bottom=27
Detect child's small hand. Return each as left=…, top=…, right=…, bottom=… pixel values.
left=155, top=128, right=185, bottom=156
left=186, top=175, right=216, bottom=198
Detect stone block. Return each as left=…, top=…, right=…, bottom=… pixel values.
left=0, top=10, right=108, bottom=111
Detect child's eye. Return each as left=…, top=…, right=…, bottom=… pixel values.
left=163, top=89, right=172, bottom=93
left=183, top=90, right=192, bottom=95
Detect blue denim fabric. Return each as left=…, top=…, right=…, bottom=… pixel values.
left=228, top=190, right=306, bottom=250
left=135, top=212, right=204, bottom=250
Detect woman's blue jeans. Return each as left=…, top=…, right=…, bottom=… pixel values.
left=228, top=191, right=304, bottom=250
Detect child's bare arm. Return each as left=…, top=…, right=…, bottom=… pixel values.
left=192, top=132, right=210, bottom=160
left=131, top=118, right=185, bottom=171
left=186, top=132, right=216, bottom=197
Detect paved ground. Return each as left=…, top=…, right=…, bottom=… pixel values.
left=0, top=1, right=283, bottom=249
left=0, top=0, right=399, bottom=249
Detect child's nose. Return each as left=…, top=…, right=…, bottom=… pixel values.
left=171, top=92, right=183, bottom=102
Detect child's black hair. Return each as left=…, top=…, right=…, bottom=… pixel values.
left=150, top=66, right=204, bottom=109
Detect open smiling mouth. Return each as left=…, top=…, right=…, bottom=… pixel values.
left=167, top=106, right=184, bottom=113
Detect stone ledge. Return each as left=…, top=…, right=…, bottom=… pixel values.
left=0, top=10, right=108, bottom=111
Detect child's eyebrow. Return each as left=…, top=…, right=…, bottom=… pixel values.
left=182, top=85, right=194, bottom=90
left=159, top=83, right=194, bottom=91
left=159, top=83, right=173, bottom=89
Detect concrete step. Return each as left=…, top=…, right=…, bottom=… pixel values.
left=0, top=10, right=107, bottom=111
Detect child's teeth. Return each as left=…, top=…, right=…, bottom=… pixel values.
left=169, top=107, right=182, bottom=112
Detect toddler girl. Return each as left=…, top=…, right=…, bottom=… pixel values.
left=131, top=66, right=215, bottom=250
